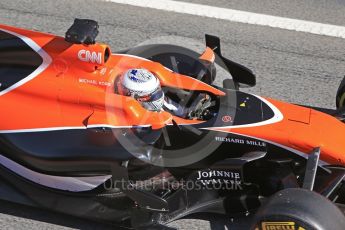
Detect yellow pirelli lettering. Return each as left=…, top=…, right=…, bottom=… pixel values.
left=261, top=221, right=296, bottom=230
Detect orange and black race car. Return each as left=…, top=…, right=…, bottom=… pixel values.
left=1, top=19, right=345, bottom=229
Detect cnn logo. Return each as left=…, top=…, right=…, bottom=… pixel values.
left=78, top=50, right=102, bottom=64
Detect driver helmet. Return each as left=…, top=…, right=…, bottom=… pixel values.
left=119, top=68, right=164, bottom=111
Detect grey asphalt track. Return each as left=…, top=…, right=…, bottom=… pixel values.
left=0, top=0, right=345, bottom=229
left=174, top=0, right=345, bottom=26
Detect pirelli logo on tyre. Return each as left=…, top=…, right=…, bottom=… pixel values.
left=259, top=221, right=306, bottom=230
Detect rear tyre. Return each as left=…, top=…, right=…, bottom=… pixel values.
left=336, top=76, right=345, bottom=108
left=252, top=188, right=345, bottom=230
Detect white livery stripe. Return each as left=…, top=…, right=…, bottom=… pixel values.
left=0, top=124, right=151, bottom=133
left=0, top=28, right=52, bottom=96
left=0, top=126, right=87, bottom=134
left=104, top=0, right=345, bottom=39
left=0, top=155, right=111, bottom=192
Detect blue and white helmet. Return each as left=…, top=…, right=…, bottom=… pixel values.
left=120, top=68, right=164, bottom=111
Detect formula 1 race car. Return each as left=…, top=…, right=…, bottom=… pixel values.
left=1, top=19, right=345, bottom=230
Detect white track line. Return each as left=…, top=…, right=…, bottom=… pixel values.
left=104, top=0, right=345, bottom=39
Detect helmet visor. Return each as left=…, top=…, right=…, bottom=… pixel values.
left=136, top=88, right=164, bottom=111
left=135, top=88, right=164, bottom=102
